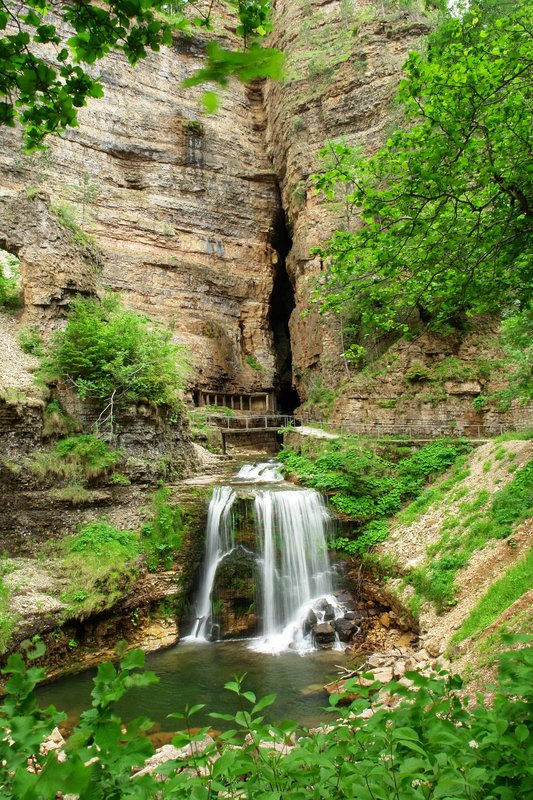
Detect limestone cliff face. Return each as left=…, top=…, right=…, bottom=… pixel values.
left=0, top=37, right=280, bottom=394
left=264, top=0, right=431, bottom=400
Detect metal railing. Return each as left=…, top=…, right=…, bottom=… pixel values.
left=204, top=413, right=533, bottom=440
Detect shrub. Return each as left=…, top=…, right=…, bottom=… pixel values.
left=0, top=642, right=532, bottom=799
left=47, top=294, right=189, bottom=411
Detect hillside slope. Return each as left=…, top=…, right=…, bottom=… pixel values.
left=375, top=438, right=533, bottom=680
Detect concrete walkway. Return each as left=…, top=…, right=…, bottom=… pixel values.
left=293, top=425, right=339, bottom=439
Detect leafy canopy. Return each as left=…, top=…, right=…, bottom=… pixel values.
left=47, top=293, right=189, bottom=409
left=0, top=0, right=281, bottom=149
left=312, top=0, right=533, bottom=343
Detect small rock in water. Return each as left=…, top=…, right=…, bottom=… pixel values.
left=312, top=622, right=336, bottom=648
left=323, top=603, right=335, bottom=621
left=333, top=618, right=357, bottom=642
left=303, top=608, right=318, bottom=633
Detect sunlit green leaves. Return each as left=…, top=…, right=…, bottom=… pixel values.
left=0, top=0, right=279, bottom=149
left=312, top=1, right=533, bottom=341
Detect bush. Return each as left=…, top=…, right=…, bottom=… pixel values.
left=47, top=294, right=189, bottom=410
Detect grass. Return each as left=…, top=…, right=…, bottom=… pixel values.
left=42, top=401, right=81, bottom=438
left=395, top=456, right=471, bottom=527
left=49, top=485, right=95, bottom=504
left=451, top=547, right=533, bottom=644
left=60, top=521, right=142, bottom=619
left=0, top=576, right=17, bottom=653
left=24, top=434, right=120, bottom=483
left=403, top=458, right=533, bottom=612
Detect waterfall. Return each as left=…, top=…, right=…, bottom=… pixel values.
left=193, top=485, right=236, bottom=641
left=191, top=462, right=344, bottom=653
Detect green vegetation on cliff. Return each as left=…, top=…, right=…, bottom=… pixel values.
left=278, top=435, right=471, bottom=554
left=46, top=294, right=189, bottom=414
left=406, top=458, right=533, bottom=612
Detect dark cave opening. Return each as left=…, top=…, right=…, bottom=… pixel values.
left=269, top=209, right=301, bottom=415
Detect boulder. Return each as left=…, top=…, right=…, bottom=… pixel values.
left=333, top=618, right=358, bottom=642
left=312, top=622, right=336, bottom=649
left=303, top=608, right=318, bottom=634
left=323, top=604, right=335, bottom=621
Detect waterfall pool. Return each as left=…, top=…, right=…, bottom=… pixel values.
left=37, top=639, right=348, bottom=732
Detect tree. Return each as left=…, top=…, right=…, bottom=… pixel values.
left=312, top=0, right=533, bottom=347
left=0, top=0, right=281, bottom=149
left=47, top=293, right=190, bottom=432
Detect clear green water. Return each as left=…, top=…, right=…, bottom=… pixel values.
left=37, top=640, right=348, bottom=732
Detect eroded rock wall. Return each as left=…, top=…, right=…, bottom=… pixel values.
left=264, top=0, right=431, bottom=400
left=0, top=35, right=280, bottom=394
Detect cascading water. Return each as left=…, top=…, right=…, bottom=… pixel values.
left=191, top=462, right=346, bottom=654
left=193, top=485, right=237, bottom=641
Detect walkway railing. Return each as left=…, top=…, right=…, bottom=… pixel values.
left=204, top=413, right=533, bottom=440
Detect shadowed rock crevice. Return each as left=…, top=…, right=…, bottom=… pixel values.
left=269, top=206, right=300, bottom=414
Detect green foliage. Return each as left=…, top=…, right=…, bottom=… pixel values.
left=1, top=643, right=533, bottom=799
left=0, top=0, right=280, bottom=149
left=68, top=520, right=141, bottom=561
left=141, top=487, right=186, bottom=571
left=405, top=361, right=432, bottom=383
left=0, top=251, right=22, bottom=309
left=25, top=434, right=120, bottom=483
left=303, top=377, right=337, bottom=416
left=47, top=294, right=188, bottom=411
left=0, top=576, right=16, bottom=654
left=50, top=200, right=94, bottom=246
left=245, top=355, right=263, bottom=371
left=42, top=400, right=81, bottom=438
left=312, top=2, right=533, bottom=340
left=279, top=437, right=471, bottom=553
left=497, top=306, right=533, bottom=406
left=60, top=521, right=142, bottom=616
left=453, top=547, right=533, bottom=645
left=17, top=326, right=44, bottom=356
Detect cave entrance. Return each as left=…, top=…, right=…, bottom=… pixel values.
left=269, top=209, right=300, bottom=415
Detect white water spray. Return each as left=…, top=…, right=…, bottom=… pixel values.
left=192, top=485, right=236, bottom=641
